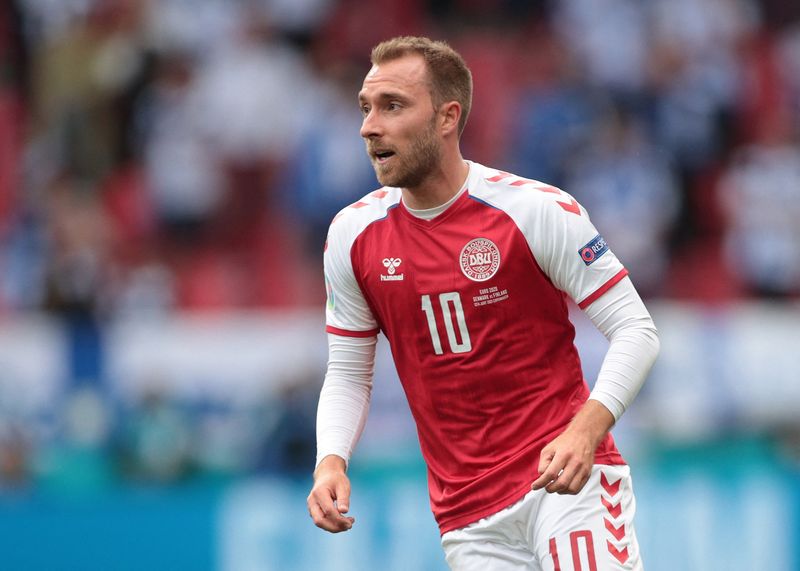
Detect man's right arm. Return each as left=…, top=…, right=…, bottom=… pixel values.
left=307, top=333, right=377, bottom=533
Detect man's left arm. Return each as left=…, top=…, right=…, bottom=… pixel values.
left=532, top=276, right=659, bottom=494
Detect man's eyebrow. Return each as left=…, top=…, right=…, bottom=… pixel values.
left=358, top=90, right=411, bottom=103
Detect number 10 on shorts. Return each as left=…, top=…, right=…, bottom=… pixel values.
left=421, top=292, right=472, bottom=355
left=550, top=530, right=597, bottom=571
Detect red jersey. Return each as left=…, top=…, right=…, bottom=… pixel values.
left=324, top=161, right=627, bottom=534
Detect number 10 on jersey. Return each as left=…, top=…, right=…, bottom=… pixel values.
left=421, top=293, right=472, bottom=355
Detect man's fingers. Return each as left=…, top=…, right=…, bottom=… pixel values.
left=565, top=468, right=592, bottom=495
left=545, top=463, right=578, bottom=494
left=537, top=448, right=555, bottom=476
left=532, top=429, right=598, bottom=494
left=308, top=497, right=354, bottom=533
left=334, top=481, right=351, bottom=513
left=308, top=487, right=335, bottom=517
left=532, top=451, right=564, bottom=490
left=547, top=462, right=591, bottom=495
left=533, top=452, right=591, bottom=494
left=308, top=500, right=328, bottom=527
left=307, top=487, right=355, bottom=533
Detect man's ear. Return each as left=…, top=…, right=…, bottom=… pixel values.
left=439, top=101, right=462, bottom=137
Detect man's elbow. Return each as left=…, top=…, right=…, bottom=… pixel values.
left=644, top=321, right=660, bottom=365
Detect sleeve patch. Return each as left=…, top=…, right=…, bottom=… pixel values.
left=579, top=234, right=609, bottom=266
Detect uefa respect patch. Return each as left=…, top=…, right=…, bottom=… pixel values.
left=578, top=234, right=609, bottom=266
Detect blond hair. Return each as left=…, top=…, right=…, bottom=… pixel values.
left=371, top=36, right=472, bottom=137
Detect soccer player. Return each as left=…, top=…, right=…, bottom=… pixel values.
left=307, top=36, right=659, bottom=570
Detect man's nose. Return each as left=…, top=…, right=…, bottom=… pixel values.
left=360, top=109, right=382, bottom=139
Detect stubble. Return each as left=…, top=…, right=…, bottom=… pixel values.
left=370, top=116, right=441, bottom=189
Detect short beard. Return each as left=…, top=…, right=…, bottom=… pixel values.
left=373, top=116, right=441, bottom=189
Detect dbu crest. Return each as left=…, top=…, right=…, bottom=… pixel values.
left=459, top=238, right=501, bottom=282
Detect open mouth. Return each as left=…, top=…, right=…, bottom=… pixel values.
left=373, top=150, right=396, bottom=164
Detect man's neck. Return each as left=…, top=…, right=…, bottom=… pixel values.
left=401, top=154, right=470, bottom=210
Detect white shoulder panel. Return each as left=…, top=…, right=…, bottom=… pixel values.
left=467, top=162, right=627, bottom=306
left=324, top=187, right=402, bottom=335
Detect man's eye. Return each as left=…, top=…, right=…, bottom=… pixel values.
left=360, top=105, right=370, bottom=115
left=388, top=102, right=401, bottom=111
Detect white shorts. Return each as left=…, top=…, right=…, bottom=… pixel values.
left=441, top=465, right=642, bottom=571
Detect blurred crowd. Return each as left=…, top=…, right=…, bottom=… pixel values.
left=0, top=0, right=800, bottom=314
left=1, top=0, right=800, bottom=489
left=1, top=0, right=800, bottom=316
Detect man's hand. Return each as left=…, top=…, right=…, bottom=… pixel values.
left=307, top=455, right=355, bottom=532
left=531, top=400, right=615, bottom=495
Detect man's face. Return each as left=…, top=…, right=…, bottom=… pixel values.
left=358, top=55, right=442, bottom=189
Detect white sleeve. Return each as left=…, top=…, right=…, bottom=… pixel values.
left=505, top=183, right=654, bottom=419
left=583, top=276, right=660, bottom=420
left=315, top=333, right=377, bottom=468
left=324, top=212, right=379, bottom=336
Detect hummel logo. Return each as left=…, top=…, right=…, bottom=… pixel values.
left=382, top=258, right=402, bottom=275
left=380, top=257, right=404, bottom=282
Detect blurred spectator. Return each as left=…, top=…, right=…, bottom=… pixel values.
left=135, top=49, right=223, bottom=251
left=143, top=0, right=240, bottom=57
left=100, top=163, right=176, bottom=316
left=648, top=0, right=757, bottom=171
left=257, top=374, right=318, bottom=475
left=283, top=61, right=376, bottom=254
left=0, top=210, right=48, bottom=312
left=565, top=104, right=679, bottom=296
left=42, top=173, right=114, bottom=316
left=553, top=0, right=649, bottom=98
left=191, top=11, right=316, bottom=165
left=451, top=30, right=520, bottom=165
left=648, top=0, right=758, bottom=245
left=261, top=0, right=335, bottom=43
left=27, top=0, right=147, bottom=182
left=110, top=261, right=175, bottom=317
left=39, top=174, right=112, bottom=395
left=506, top=28, right=598, bottom=185
left=718, top=111, right=800, bottom=297
left=191, top=399, right=257, bottom=474
left=36, top=387, right=115, bottom=493
left=117, top=386, right=192, bottom=483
